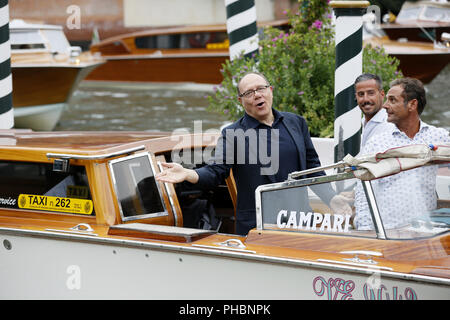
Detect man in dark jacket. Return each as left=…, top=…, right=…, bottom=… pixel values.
left=156, top=72, right=333, bottom=235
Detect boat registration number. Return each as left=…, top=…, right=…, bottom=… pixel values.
left=18, top=194, right=93, bottom=215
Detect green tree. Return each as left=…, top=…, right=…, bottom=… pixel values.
left=207, top=0, right=402, bottom=137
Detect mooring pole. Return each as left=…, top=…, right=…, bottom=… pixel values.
left=0, top=0, right=13, bottom=129
left=224, top=0, right=259, bottom=61
left=330, top=1, right=369, bottom=162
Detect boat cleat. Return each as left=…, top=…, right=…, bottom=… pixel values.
left=215, top=238, right=246, bottom=249
left=340, top=250, right=383, bottom=265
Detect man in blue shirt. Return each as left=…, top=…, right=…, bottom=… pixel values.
left=156, top=72, right=334, bottom=235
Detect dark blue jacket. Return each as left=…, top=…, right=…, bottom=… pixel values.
left=195, top=109, right=326, bottom=235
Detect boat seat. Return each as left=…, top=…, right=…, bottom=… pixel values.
left=108, top=223, right=215, bottom=242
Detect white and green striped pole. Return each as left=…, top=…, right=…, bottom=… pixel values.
left=0, top=0, right=12, bottom=129
left=330, top=1, right=369, bottom=161
left=224, top=0, right=259, bottom=61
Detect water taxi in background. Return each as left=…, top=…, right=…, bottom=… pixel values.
left=380, top=0, right=450, bottom=44
left=10, top=20, right=104, bottom=131
left=85, top=20, right=288, bottom=84
left=0, top=130, right=448, bottom=299
left=364, top=0, right=450, bottom=84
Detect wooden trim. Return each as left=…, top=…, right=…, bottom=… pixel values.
left=246, top=229, right=450, bottom=263
left=225, top=169, right=237, bottom=232
left=108, top=223, right=214, bottom=242
left=155, top=155, right=183, bottom=227
left=329, top=1, right=370, bottom=8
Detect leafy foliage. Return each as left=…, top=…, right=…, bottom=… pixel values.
left=207, top=0, right=402, bottom=137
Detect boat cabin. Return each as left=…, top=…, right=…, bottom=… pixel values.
left=10, top=19, right=82, bottom=62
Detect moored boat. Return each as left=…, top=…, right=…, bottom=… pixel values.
left=380, top=0, right=450, bottom=43
left=364, top=35, right=450, bottom=84
left=0, top=130, right=448, bottom=299
left=10, top=19, right=105, bottom=131
left=85, top=20, right=288, bottom=84
left=363, top=1, right=450, bottom=83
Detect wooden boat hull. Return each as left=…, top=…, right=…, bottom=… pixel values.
left=84, top=53, right=228, bottom=84
left=11, top=63, right=102, bottom=130
left=1, top=229, right=448, bottom=300
left=364, top=37, right=450, bottom=84
left=12, top=67, right=80, bottom=107
left=389, top=51, right=450, bottom=84
left=381, top=23, right=450, bottom=43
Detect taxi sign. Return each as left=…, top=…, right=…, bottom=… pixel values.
left=18, top=194, right=93, bottom=215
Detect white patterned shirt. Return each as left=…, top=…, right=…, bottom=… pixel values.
left=354, top=121, right=450, bottom=230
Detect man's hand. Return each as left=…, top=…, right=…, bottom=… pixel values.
left=155, top=162, right=199, bottom=184
left=330, top=192, right=354, bottom=215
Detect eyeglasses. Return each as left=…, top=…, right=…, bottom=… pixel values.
left=239, top=85, right=270, bottom=98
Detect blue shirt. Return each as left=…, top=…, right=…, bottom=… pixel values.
left=241, top=108, right=301, bottom=184
left=196, top=108, right=325, bottom=235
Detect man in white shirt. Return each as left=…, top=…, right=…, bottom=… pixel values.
left=354, top=73, right=394, bottom=148
left=354, top=77, right=449, bottom=230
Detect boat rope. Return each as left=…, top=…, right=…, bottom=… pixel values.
left=0, top=0, right=13, bottom=129
left=330, top=1, right=370, bottom=161
left=224, top=0, right=259, bottom=61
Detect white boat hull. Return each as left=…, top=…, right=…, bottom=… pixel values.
left=1, top=229, right=448, bottom=300
left=13, top=103, right=66, bottom=131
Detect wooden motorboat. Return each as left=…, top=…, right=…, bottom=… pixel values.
left=364, top=1, right=450, bottom=84
left=364, top=35, right=450, bottom=84
left=10, top=20, right=105, bottom=131
left=380, top=0, right=450, bottom=43
left=0, top=130, right=448, bottom=299
left=85, top=20, right=288, bottom=84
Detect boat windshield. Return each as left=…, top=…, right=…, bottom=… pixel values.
left=109, top=152, right=168, bottom=222
left=135, top=31, right=229, bottom=50
left=396, top=3, right=450, bottom=24
left=256, top=163, right=450, bottom=240
left=10, top=29, right=47, bottom=51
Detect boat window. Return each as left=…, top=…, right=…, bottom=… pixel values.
left=396, top=7, right=422, bottom=23
left=256, top=175, right=376, bottom=238
left=109, top=153, right=168, bottom=222
left=10, top=30, right=47, bottom=51
left=0, top=161, right=94, bottom=215
left=41, top=29, right=71, bottom=54
left=135, top=32, right=228, bottom=49
left=421, top=6, right=450, bottom=23
left=135, top=34, right=180, bottom=49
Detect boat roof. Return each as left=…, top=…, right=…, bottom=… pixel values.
left=91, top=19, right=289, bottom=48
left=0, top=130, right=220, bottom=161
left=0, top=131, right=168, bottom=159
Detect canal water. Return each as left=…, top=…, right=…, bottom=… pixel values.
left=55, top=65, right=450, bottom=133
